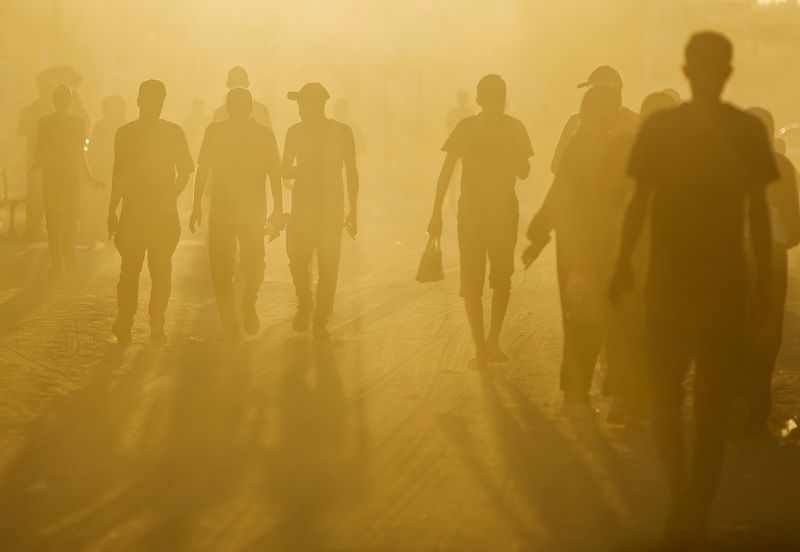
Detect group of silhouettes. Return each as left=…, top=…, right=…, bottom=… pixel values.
left=20, top=30, right=800, bottom=547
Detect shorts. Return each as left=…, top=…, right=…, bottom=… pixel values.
left=457, top=212, right=518, bottom=298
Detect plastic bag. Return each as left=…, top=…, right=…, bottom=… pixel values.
left=416, top=237, right=444, bottom=283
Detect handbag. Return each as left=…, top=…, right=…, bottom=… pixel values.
left=415, top=236, right=444, bottom=283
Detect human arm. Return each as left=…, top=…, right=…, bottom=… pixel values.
left=344, top=127, right=359, bottom=237
left=427, top=152, right=458, bottom=238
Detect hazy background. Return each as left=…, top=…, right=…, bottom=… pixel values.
left=2, top=0, right=800, bottom=200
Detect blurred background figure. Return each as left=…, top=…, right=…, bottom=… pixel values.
left=741, top=106, right=800, bottom=436
left=84, top=95, right=127, bottom=247
left=213, top=66, right=272, bottom=128
left=551, top=65, right=638, bottom=175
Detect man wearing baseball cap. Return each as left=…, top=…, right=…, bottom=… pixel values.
left=282, top=82, right=359, bottom=340
left=551, top=65, right=638, bottom=174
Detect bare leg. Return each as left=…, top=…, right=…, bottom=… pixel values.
left=464, top=295, right=487, bottom=365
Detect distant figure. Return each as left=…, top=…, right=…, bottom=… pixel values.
left=428, top=75, right=534, bottom=366
left=212, top=67, right=272, bottom=128
left=662, top=87, right=682, bottom=104
left=742, top=107, right=800, bottom=434
left=523, top=85, right=625, bottom=411
left=18, top=76, right=55, bottom=240
left=86, top=95, right=127, bottom=245
left=33, top=85, right=102, bottom=277
left=446, top=89, right=474, bottom=133
left=190, top=88, right=283, bottom=340
left=603, top=91, right=678, bottom=426
left=551, top=65, right=638, bottom=175
left=182, top=97, right=210, bottom=157
left=282, top=82, right=359, bottom=340
left=609, top=32, right=777, bottom=545
left=108, top=80, right=194, bottom=344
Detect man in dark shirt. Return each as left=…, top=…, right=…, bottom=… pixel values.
left=190, top=88, right=283, bottom=340
left=428, top=74, right=534, bottom=366
left=108, top=80, right=195, bottom=344
left=609, top=32, right=776, bottom=545
left=282, top=82, right=359, bottom=340
left=34, top=85, right=102, bottom=276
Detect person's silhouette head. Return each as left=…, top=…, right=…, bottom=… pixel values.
left=476, top=74, right=506, bottom=115
left=52, top=85, right=72, bottom=114
left=579, top=85, right=621, bottom=131
left=102, top=95, right=126, bottom=121
left=227, top=67, right=250, bottom=90
left=457, top=89, right=469, bottom=107
left=747, top=107, right=775, bottom=149
left=137, top=79, right=166, bottom=120
left=662, top=88, right=682, bottom=104
left=683, top=31, right=733, bottom=102
left=226, top=88, right=253, bottom=122
left=288, top=82, right=329, bottom=122
left=640, top=91, right=678, bottom=123
left=578, top=66, right=623, bottom=90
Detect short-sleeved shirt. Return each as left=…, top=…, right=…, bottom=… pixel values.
left=197, top=119, right=281, bottom=225
left=628, top=102, right=779, bottom=303
left=36, top=112, right=86, bottom=183
left=283, top=119, right=355, bottom=219
left=443, top=112, right=534, bottom=219
left=113, top=119, right=194, bottom=228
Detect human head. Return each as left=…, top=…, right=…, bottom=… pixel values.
left=476, top=74, right=506, bottom=114
left=683, top=31, right=733, bottom=102
left=137, top=79, right=167, bottom=119
left=227, top=66, right=250, bottom=90
left=578, top=66, right=623, bottom=90
left=226, top=87, right=253, bottom=121
left=52, top=84, right=72, bottom=113
left=747, top=107, right=775, bottom=149
left=288, top=82, right=330, bottom=121
left=662, top=88, right=682, bottom=104
left=102, top=95, right=126, bottom=120
left=579, top=85, right=621, bottom=131
left=639, top=91, right=678, bottom=123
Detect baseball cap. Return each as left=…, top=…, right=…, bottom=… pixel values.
left=577, top=65, right=623, bottom=89
left=287, top=82, right=330, bottom=102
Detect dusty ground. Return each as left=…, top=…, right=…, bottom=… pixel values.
left=1, top=194, right=800, bottom=551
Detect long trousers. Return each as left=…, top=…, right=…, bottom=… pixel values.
left=286, top=217, right=342, bottom=320
left=647, top=301, right=743, bottom=511
left=114, top=227, right=179, bottom=330
left=209, top=219, right=265, bottom=331
left=43, top=180, right=79, bottom=270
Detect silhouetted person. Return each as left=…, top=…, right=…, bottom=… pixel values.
left=18, top=76, right=55, bottom=240
left=428, top=75, right=533, bottom=366
left=523, top=85, right=624, bottom=410
left=741, top=107, right=800, bottom=434
left=609, top=32, right=777, bottom=545
left=551, top=66, right=637, bottom=175
left=190, top=88, right=283, bottom=340
left=86, top=95, right=127, bottom=245
left=213, top=67, right=271, bottom=128
left=33, top=85, right=102, bottom=277
left=282, top=83, right=359, bottom=340
left=108, top=80, right=194, bottom=344
left=662, top=87, right=682, bottom=104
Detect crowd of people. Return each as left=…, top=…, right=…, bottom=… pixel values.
left=14, top=29, right=800, bottom=548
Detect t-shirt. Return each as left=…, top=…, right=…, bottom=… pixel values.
left=36, top=112, right=86, bottom=182
left=197, top=119, right=281, bottom=225
left=213, top=99, right=271, bottom=128
left=442, top=112, right=534, bottom=218
left=628, top=102, right=778, bottom=303
left=283, top=118, right=355, bottom=219
left=113, top=119, right=194, bottom=228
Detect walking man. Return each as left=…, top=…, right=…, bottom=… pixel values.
left=108, top=80, right=194, bottom=344
left=609, top=32, right=776, bottom=545
left=190, top=88, right=283, bottom=340
left=282, top=82, right=359, bottom=340
left=427, top=74, right=533, bottom=366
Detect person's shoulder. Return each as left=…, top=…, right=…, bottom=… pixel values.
left=502, top=113, right=527, bottom=129
left=160, top=119, right=187, bottom=135
left=38, top=112, right=56, bottom=125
